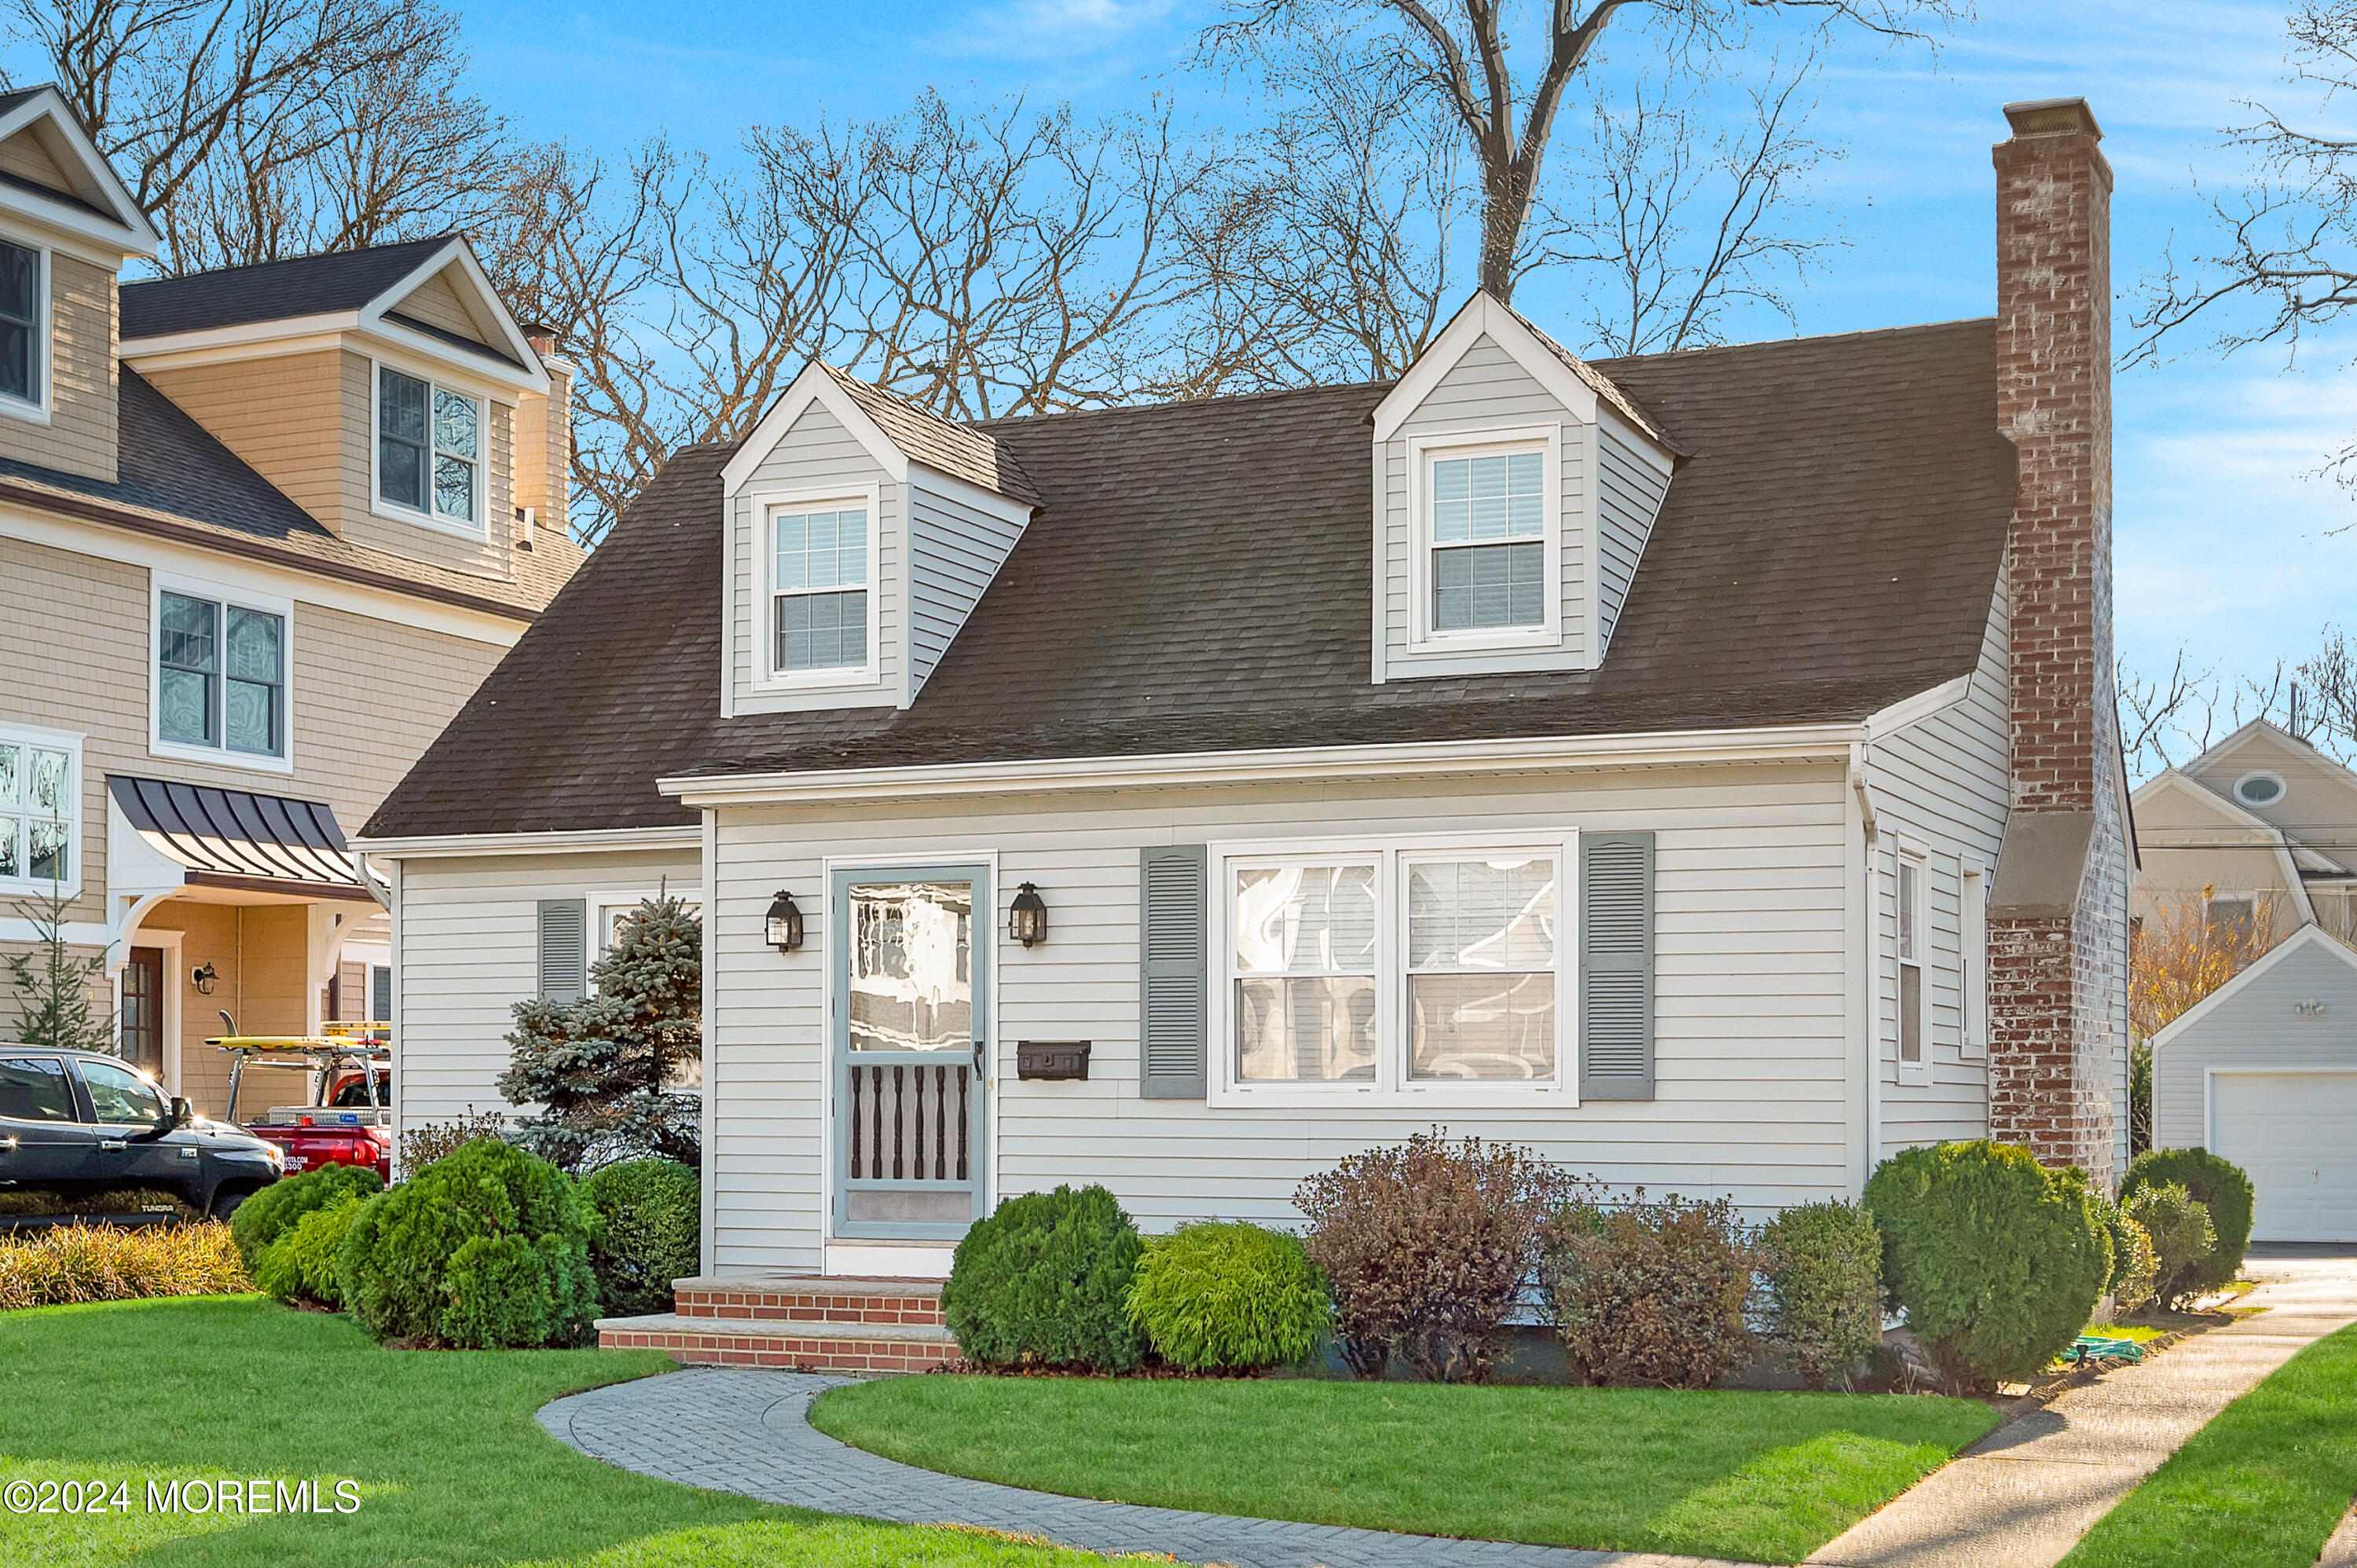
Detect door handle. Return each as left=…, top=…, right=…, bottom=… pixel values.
left=973, top=1039, right=986, bottom=1078
left=100, top=1139, right=126, bottom=1152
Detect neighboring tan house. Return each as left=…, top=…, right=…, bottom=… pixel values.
left=359, top=97, right=2129, bottom=1356
left=2138, top=720, right=2357, bottom=1243
left=0, top=86, right=581, bottom=1117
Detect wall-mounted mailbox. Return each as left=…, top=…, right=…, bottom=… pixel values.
left=1017, top=1040, right=1091, bottom=1081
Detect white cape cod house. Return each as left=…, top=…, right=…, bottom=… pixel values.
left=357, top=100, right=2132, bottom=1341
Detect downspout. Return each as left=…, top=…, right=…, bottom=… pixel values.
left=1848, top=744, right=1882, bottom=1190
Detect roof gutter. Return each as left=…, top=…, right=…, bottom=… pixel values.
left=353, top=824, right=704, bottom=859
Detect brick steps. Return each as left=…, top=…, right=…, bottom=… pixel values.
left=599, top=1273, right=958, bottom=1372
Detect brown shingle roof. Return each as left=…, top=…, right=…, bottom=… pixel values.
left=365, top=318, right=2014, bottom=838
left=820, top=365, right=1041, bottom=505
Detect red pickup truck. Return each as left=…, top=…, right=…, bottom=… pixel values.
left=212, top=1038, right=392, bottom=1185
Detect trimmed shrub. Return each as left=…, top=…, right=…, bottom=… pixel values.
left=1758, top=1198, right=1883, bottom=1390
left=229, top=1163, right=383, bottom=1269
left=1863, top=1141, right=2110, bottom=1390
left=252, top=1195, right=364, bottom=1309
left=2128, top=1181, right=2218, bottom=1312
left=1297, top=1133, right=1559, bottom=1383
left=2088, top=1189, right=2157, bottom=1313
left=578, top=1158, right=702, bottom=1317
left=1547, top=1193, right=1758, bottom=1390
left=943, top=1185, right=1144, bottom=1372
left=0, top=1221, right=247, bottom=1310
left=1126, top=1222, right=1329, bottom=1372
left=335, top=1138, right=599, bottom=1347
left=2121, top=1149, right=2254, bottom=1299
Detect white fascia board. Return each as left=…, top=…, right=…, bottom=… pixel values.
left=350, top=825, right=706, bottom=859
left=359, top=237, right=548, bottom=394
left=1861, top=673, right=1975, bottom=739
left=0, top=89, right=160, bottom=255
left=658, top=722, right=1863, bottom=807
left=120, top=314, right=361, bottom=362
left=2150, top=924, right=2357, bottom=1053
left=720, top=363, right=907, bottom=494
left=1372, top=292, right=1598, bottom=443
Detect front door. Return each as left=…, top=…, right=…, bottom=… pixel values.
left=831, top=866, right=990, bottom=1240
left=121, top=947, right=165, bottom=1078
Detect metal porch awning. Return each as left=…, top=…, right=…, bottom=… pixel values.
left=107, top=775, right=374, bottom=901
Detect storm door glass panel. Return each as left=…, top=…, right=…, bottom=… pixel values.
left=848, top=881, right=973, bottom=1053
left=1233, top=863, right=1377, bottom=1083
left=0, top=239, right=37, bottom=404
left=157, top=592, right=219, bottom=746
left=1431, top=450, right=1545, bottom=631
left=1406, top=857, right=1557, bottom=1080
left=377, top=368, right=429, bottom=511
left=224, top=607, right=284, bottom=757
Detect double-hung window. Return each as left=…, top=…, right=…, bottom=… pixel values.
left=156, top=587, right=288, bottom=762
left=0, top=726, right=76, bottom=892
left=1897, top=852, right=1926, bottom=1075
left=1233, top=863, right=1378, bottom=1083
left=1428, top=446, right=1546, bottom=635
left=0, top=238, right=39, bottom=411
left=377, top=365, right=482, bottom=530
left=770, top=502, right=871, bottom=674
left=1405, top=856, right=1558, bottom=1081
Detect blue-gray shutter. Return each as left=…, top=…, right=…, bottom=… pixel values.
left=537, top=899, right=588, bottom=1005
left=370, top=965, right=392, bottom=1022
left=1138, top=845, right=1208, bottom=1099
left=1579, top=832, right=1654, bottom=1101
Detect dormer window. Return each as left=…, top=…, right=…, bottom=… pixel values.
left=1411, top=433, right=1560, bottom=650
left=768, top=498, right=874, bottom=676
left=376, top=364, right=482, bottom=532
left=0, top=238, right=42, bottom=412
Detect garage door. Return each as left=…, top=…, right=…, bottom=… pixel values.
left=2210, top=1072, right=2357, bottom=1244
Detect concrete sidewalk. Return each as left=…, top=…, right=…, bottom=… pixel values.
left=1806, top=1248, right=2357, bottom=1568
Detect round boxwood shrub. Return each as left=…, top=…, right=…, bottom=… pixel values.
left=2086, top=1189, right=2158, bottom=1313
left=1126, top=1222, right=1329, bottom=1372
left=1758, top=1198, right=1883, bottom=1390
left=943, top=1184, right=1144, bottom=1372
left=252, top=1192, right=366, bottom=1308
left=1863, top=1141, right=2110, bottom=1390
left=577, top=1158, right=702, bottom=1317
left=2128, top=1181, right=2218, bottom=1311
left=230, top=1163, right=382, bottom=1269
left=335, top=1138, right=599, bottom=1348
left=2121, top=1149, right=2253, bottom=1299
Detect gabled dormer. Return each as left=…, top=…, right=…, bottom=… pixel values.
left=0, top=85, right=161, bottom=485
left=719, top=364, right=1039, bottom=716
left=1369, top=294, right=1677, bottom=681
left=118, top=234, right=570, bottom=580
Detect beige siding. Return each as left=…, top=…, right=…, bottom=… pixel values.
left=2131, top=781, right=2303, bottom=939
left=137, top=899, right=311, bottom=1116
left=1865, top=572, right=2011, bottom=1154
left=144, top=350, right=349, bottom=528
left=699, top=764, right=1855, bottom=1273
left=728, top=402, right=901, bottom=713
left=1382, top=334, right=1591, bottom=678
left=2153, top=936, right=2357, bottom=1151
left=393, top=848, right=702, bottom=1128
left=2184, top=732, right=2357, bottom=852
left=0, top=129, right=71, bottom=191
left=392, top=269, right=491, bottom=345
left=0, top=247, right=115, bottom=484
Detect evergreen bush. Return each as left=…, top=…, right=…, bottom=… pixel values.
left=1547, top=1192, right=1758, bottom=1390
left=577, top=1158, right=702, bottom=1316
left=942, top=1185, right=1144, bottom=1372
left=335, top=1138, right=599, bottom=1347
left=1758, top=1198, right=1884, bottom=1390
left=252, top=1195, right=365, bottom=1308
left=2128, top=1181, right=2218, bottom=1311
left=229, top=1163, right=383, bottom=1269
left=2121, top=1148, right=2254, bottom=1299
left=1862, top=1141, right=2109, bottom=1390
left=2087, top=1189, right=2157, bottom=1313
left=1126, top=1222, right=1329, bottom=1372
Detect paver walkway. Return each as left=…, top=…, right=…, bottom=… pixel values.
left=1806, top=1247, right=2357, bottom=1568
left=538, top=1369, right=1759, bottom=1568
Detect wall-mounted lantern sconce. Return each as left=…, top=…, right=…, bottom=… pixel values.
left=1009, top=882, right=1048, bottom=947
left=765, top=890, right=805, bottom=954
left=190, top=962, right=218, bottom=995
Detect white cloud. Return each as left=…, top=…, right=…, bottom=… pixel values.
left=921, top=0, right=1183, bottom=62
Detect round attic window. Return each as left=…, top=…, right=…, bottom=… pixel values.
left=2234, top=771, right=2287, bottom=808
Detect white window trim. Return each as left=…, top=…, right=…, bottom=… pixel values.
left=367, top=354, right=496, bottom=539
left=2233, top=771, right=2288, bottom=809
left=1208, top=830, right=1576, bottom=1109
left=148, top=571, right=296, bottom=775
left=0, top=232, right=51, bottom=426
left=752, top=483, right=885, bottom=693
left=0, top=718, right=83, bottom=899
left=1405, top=427, right=1563, bottom=655
left=1894, top=843, right=1930, bottom=1086
left=585, top=888, right=703, bottom=992
left=1959, top=861, right=1988, bottom=1061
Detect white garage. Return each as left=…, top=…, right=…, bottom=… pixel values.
left=2152, top=926, right=2357, bottom=1244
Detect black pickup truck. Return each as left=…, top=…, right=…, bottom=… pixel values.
left=0, top=1049, right=284, bottom=1221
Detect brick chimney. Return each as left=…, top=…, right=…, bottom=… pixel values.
left=515, top=324, right=573, bottom=544
left=1984, top=97, right=2130, bottom=1188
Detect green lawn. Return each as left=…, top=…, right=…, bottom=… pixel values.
left=0, top=1296, right=1113, bottom=1568
left=2059, top=1322, right=2357, bottom=1568
left=810, top=1373, right=2001, bottom=1563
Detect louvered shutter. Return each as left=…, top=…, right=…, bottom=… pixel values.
left=370, top=965, right=393, bottom=1023
left=537, top=899, right=588, bottom=1006
left=1138, top=845, right=1208, bottom=1099
left=1579, top=832, right=1655, bottom=1101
